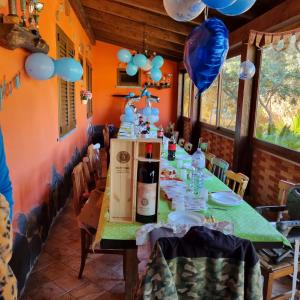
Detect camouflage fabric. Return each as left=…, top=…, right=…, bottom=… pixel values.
left=138, top=227, right=262, bottom=300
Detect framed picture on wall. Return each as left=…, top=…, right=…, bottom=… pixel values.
left=116, top=68, right=141, bottom=88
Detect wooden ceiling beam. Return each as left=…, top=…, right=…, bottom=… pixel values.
left=94, top=30, right=182, bottom=61
left=86, top=8, right=186, bottom=45
left=91, top=20, right=183, bottom=55
left=230, top=0, right=300, bottom=48
left=68, top=0, right=95, bottom=44
left=81, top=0, right=194, bottom=35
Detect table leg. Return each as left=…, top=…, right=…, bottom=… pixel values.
left=124, top=249, right=138, bottom=300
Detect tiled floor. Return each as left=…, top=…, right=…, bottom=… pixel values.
left=21, top=200, right=125, bottom=300
left=21, top=200, right=293, bottom=300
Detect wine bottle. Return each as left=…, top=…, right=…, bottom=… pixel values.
left=168, top=135, right=176, bottom=161
left=136, top=143, right=159, bottom=223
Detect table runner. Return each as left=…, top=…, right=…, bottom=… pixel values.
left=94, top=132, right=290, bottom=248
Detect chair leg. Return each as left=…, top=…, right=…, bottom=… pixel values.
left=263, top=272, right=274, bottom=300
left=123, top=253, right=126, bottom=281
left=78, top=229, right=89, bottom=279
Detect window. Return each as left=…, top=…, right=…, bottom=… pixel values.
left=182, top=73, right=192, bottom=118
left=57, top=26, right=76, bottom=137
left=86, top=61, right=93, bottom=118
left=255, top=36, right=300, bottom=152
left=200, top=55, right=241, bottom=131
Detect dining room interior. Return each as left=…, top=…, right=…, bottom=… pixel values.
left=0, top=0, right=300, bottom=299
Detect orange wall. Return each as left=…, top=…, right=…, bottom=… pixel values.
left=0, top=2, right=179, bottom=220
left=92, top=41, right=178, bottom=128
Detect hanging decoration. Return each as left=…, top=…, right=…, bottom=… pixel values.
left=54, top=58, right=83, bottom=82
left=120, top=92, right=141, bottom=123
left=202, top=0, right=237, bottom=9
left=217, top=0, right=256, bottom=16
left=184, top=18, right=229, bottom=93
left=25, top=53, right=55, bottom=80
left=239, top=60, right=256, bottom=80
left=0, top=71, right=22, bottom=111
left=140, top=87, right=160, bottom=124
left=163, top=0, right=206, bottom=22
left=145, top=72, right=172, bottom=89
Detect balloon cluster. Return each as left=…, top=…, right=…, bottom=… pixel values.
left=141, top=106, right=160, bottom=124
left=117, top=49, right=164, bottom=82
left=25, top=53, right=83, bottom=82
left=120, top=105, right=136, bottom=123
left=163, top=0, right=256, bottom=22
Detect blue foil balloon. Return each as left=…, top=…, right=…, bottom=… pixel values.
left=117, top=49, right=132, bottom=63
left=217, top=0, right=256, bottom=16
left=126, top=63, right=138, bottom=76
left=133, top=54, right=147, bottom=67
left=25, top=53, right=55, bottom=80
left=152, top=55, right=164, bottom=68
left=151, top=68, right=162, bottom=82
left=202, top=0, right=237, bottom=9
left=184, top=18, right=229, bottom=93
left=239, top=60, right=256, bottom=80
left=54, top=58, right=83, bottom=82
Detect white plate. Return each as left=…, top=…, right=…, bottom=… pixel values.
left=168, top=211, right=204, bottom=225
left=210, top=191, right=242, bottom=207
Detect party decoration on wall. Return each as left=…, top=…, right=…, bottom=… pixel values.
left=184, top=18, right=229, bottom=93
left=163, top=0, right=206, bottom=21
left=117, top=48, right=165, bottom=82
left=80, top=90, right=92, bottom=105
left=202, top=0, right=237, bottom=9
left=0, top=71, right=22, bottom=111
left=217, top=0, right=256, bottom=16
left=25, top=53, right=55, bottom=80
left=239, top=60, right=256, bottom=80
left=54, top=58, right=83, bottom=82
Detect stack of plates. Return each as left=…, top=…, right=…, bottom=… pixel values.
left=209, top=191, right=242, bottom=206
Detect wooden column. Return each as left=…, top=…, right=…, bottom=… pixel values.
left=232, top=41, right=259, bottom=174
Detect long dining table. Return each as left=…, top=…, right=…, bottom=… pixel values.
left=93, top=124, right=290, bottom=299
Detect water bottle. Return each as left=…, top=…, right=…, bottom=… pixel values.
left=191, top=147, right=206, bottom=195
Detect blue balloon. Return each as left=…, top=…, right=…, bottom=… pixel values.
left=152, top=55, right=164, bottom=68
left=126, top=63, right=138, bottom=76
left=152, top=108, right=159, bottom=116
left=146, top=91, right=151, bottom=97
left=125, top=106, right=134, bottom=115
left=54, top=58, right=83, bottom=82
left=143, top=107, right=152, bottom=116
left=151, top=68, right=162, bottom=82
left=123, top=114, right=135, bottom=123
left=239, top=60, right=256, bottom=80
left=149, top=115, right=159, bottom=123
left=202, top=0, right=237, bottom=9
left=128, top=92, right=135, bottom=97
left=217, top=0, right=256, bottom=16
left=184, top=18, right=229, bottom=93
left=133, top=54, right=147, bottom=67
left=117, top=49, right=132, bottom=63
left=25, top=53, right=55, bottom=80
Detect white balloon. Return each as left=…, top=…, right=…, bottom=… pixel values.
left=141, top=59, right=152, bottom=71
left=163, top=0, right=206, bottom=22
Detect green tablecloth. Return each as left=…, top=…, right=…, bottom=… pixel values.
left=96, top=138, right=290, bottom=248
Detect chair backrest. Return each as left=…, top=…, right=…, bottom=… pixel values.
left=184, top=142, right=193, bottom=153
left=102, top=125, right=110, bottom=149
left=82, top=157, right=93, bottom=186
left=87, top=143, right=101, bottom=179
left=225, top=170, right=249, bottom=197
left=278, top=180, right=299, bottom=206
left=198, top=137, right=210, bottom=153
left=211, top=157, right=229, bottom=182
left=72, top=162, right=88, bottom=216
left=178, top=138, right=185, bottom=147
left=205, top=152, right=216, bottom=171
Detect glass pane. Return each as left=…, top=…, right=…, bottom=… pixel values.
left=182, top=73, right=191, bottom=118
left=219, top=55, right=241, bottom=131
left=256, top=36, right=300, bottom=152
left=200, top=77, right=218, bottom=125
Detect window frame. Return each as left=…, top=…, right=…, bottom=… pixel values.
left=57, top=25, right=76, bottom=138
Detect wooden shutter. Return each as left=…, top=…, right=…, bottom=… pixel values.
left=57, top=26, right=76, bottom=137
left=86, top=61, right=93, bottom=118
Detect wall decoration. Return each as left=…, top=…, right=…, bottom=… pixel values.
left=163, top=0, right=206, bottom=22
left=184, top=17, right=229, bottom=93
left=25, top=53, right=55, bottom=80
left=80, top=90, right=92, bottom=105
left=0, top=71, right=21, bottom=111
left=54, top=57, right=83, bottom=82
left=117, top=68, right=141, bottom=88
left=145, top=72, right=173, bottom=89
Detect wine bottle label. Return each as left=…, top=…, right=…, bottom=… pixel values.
left=168, top=144, right=176, bottom=151
left=137, top=182, right=157, bottom=216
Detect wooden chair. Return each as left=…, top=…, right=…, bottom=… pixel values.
left=72, top=163, right=125, bottom=279
left=198, top=137, right=210, bottom=153
left=184, top=142, right=193, bottom=153
left=225, top=170, right=249, bottom=197
left=102, top=125, right=110, bottom=149
left=178, top=138, right=185, bottom=147
left=204, top=152, right=215, bottom=172
left=82, top=157, right=106, bottom=191
left=211, top=157, right=229, bottom=182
